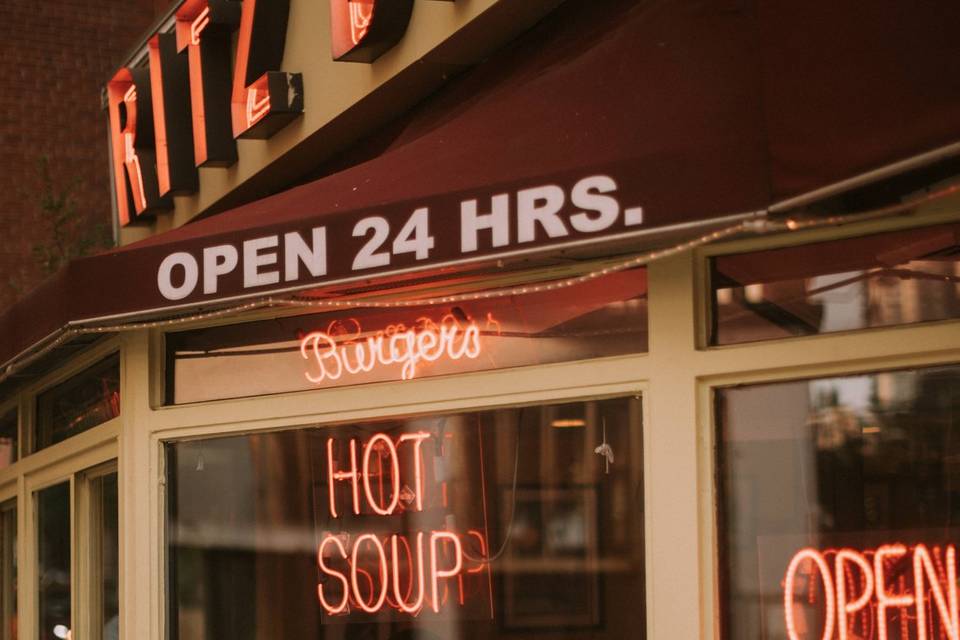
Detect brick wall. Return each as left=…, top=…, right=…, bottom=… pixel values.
left=0, top=0, right=165, bottom=310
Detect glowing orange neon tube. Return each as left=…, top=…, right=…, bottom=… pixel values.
left=430, top=532, right=463, bottom=614
left=351, top=534, right=389, bottom=613
left=784, top=548, right=835, bottom=640
left=302, top=313, right=484, bottom=384
left=317, top=535, right=350, bottom=614
left=362, top=434, right=400, bottom=515
left=391, top=533, right=425, bottom=613
left=327, top=438, right=361, bottom=517
left=835, top=549, right=874, bottom=640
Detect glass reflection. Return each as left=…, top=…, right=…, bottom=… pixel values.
left=718, top=364, right=960, bottom=640
left=92, top=473, right=119, bottom=640
left=0, top=502, right=15, bottom=640
left=0, top=410, right=16, bottom=471
left=167, top=397, right=644, bottom=639
left=711, top=223, right=960, bottom=344
left=36, top=354, right=120, bottom=452
left=38, top=483, right=70, bottom=640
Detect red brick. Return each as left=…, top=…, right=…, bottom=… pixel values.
left=0, top=0, right=162, bottom=309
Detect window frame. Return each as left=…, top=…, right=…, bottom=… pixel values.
left=694, top=207, right=960, bottom=639
left=0, top=338, right=120, bottom=640
left=108, top=202, right=960, bottom=640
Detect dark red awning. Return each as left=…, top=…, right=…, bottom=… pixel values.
left=3, top=0, right=960, bottom=370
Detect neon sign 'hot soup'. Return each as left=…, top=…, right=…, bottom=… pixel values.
left=314, top=424, right=493, bottom=622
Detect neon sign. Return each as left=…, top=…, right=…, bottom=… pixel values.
left=301, top=313, right=492, bottom=384
left=783, top=543, right=960, bottom=640
left=107, top=66, right=171, bottom=225
left=330, top=0, right=414, bottom=62
left=315, top=429, right=493, bottom=621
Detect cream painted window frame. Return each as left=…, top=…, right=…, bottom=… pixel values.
left=691, top=205, right=960, bottom=640
left=121, top=203, right=960, bottom=640
left=0, top=338, right=121, bottom=640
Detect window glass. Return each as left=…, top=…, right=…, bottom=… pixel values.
left=165, top=270, right=648, bottom=404
left=711, top=223, right=960, bottom=345
left=36, top=354, right=120, bottom=452
left=0, top=501, right=15, bottom=640
left=38, top=482, right=70, bottom=640
left=717, top=364, right=960, bottom=640
left=0, top=409, right=16, bottom=469
left=91, top=472, right=118, bottom=640
left=167, top=396, right=644, bottom=639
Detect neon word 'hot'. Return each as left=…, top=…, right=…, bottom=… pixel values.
left=783, top=543, right=959, bottom=640
left=326, top=432, right=431, bottom=518
left=301, top=313, right=488, bottom=384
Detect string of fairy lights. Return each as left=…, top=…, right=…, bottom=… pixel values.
left=1, top=183, right=956, bottom=385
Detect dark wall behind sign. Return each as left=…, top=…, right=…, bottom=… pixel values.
left=0, top=0, right=166, bottom=310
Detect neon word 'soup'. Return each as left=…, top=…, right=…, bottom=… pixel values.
left=317, top=432, right=489, bottom=618
left=783, top=543, right=960, bottom=640
left=301, top=314, right=490, bottom=385
left=109, top=0, right=416, bottom=226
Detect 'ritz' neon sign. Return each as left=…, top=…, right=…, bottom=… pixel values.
left=109, top=0, right=416, bottom=226
left=783, top=543, right=960, bottom=640
left=300, top=313, right=493, bottom=384
left=316, top=431, right=491, bottom=619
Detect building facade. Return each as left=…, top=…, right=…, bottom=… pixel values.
left=0, top=2, right=959, bottom=640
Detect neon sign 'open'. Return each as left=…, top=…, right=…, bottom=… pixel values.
left=301, top=313, right=490, bottom=384
left=783, top=542, right=960, bottom=640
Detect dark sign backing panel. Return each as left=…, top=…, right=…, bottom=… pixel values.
left=151, top=170, right=647, bottom=304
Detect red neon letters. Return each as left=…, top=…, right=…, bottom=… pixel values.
left=230, top=0, right=303, bottom=139
left=326, top=432, right=429, bottom=517
left=317, top=430, right=489, bottom=619
left=301, top=313, right=486, bottom=384
left=783, top=543, right=960, bottom=640
left=107, top=68, right=171, bottom=225
left=330, top=0, right=415, bottom=62
left=147, top=32, right=198, bottom=197
left=175, top=0, right=241, bottom=167
left=112, top=0, right=428, bottom=226
left=318, top=529, right=475, bottom=616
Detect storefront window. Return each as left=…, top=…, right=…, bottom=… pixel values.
left=0, top=501, right=15, bottom=640
left=165, top=270, right=648, bottom=404
left=167, top=396, right=644, bottom=639
left=0, top=409, right=16, bottom=469
left=711, top=223, right=960, bottom=345
left=717, top=364, right=960, bottom=640
left=38, top=482, right=70, bottom=640
left=35, top=354, right=120, bottom=452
